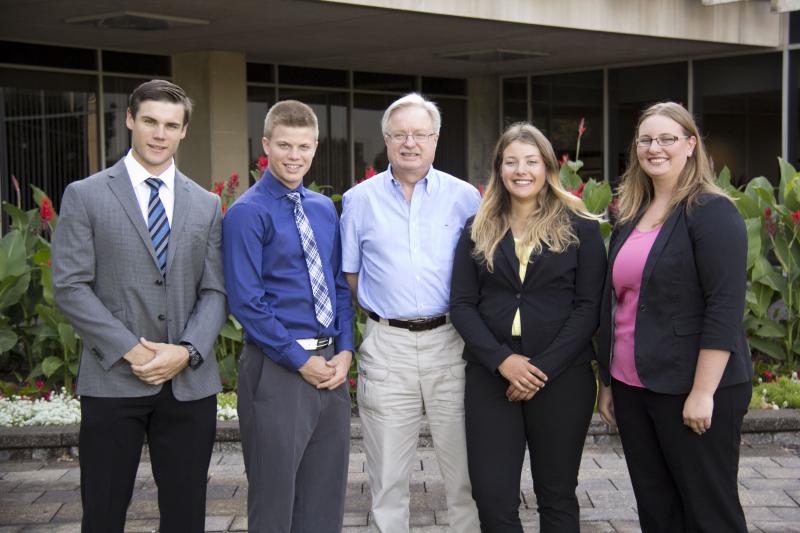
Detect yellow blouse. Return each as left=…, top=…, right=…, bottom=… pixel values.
left=511, top=237, right=533, bottom=336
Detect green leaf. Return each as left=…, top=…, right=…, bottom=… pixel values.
left=41, top=355, right=63, bottom=377
left=559, top=165, right=582, bottom=192
left=744, top=218, right=762, bottom=270
left=748, top=337, right=786, bottom=360
left=0, top=273, right=31, bottom=310
left=733, top=193, right=762, bottom=220
left=1, top=202, right=31, bottom=231
left=582, top=179, right=612, bottom=215
left=599, top=221, right=612, bottom=245
left=778, top=157, right=798, bottom=206
left=744, top=177, right=776, bottom=208
left=218, top=318, right=243, bottom=341
left=716, top=166, right=732, bottom=190
left=750, top=318, right=787, bottom=338
left=751, top=255, right=774, bottom=281
left=746, top=282, right=773, bottom=318
left=57, top=323, right=78, bottom=354
left=0, top=328, right=18, bottom=353
left=0, top=230, right=31, bottom=278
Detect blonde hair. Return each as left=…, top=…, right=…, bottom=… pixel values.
left=616, top=101, right=726, bottom=225
left=471, top=122, right=597, bottom=272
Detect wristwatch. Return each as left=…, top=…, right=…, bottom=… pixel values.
left=181, top=342, right=204, bottom=370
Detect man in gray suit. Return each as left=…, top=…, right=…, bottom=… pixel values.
left=52, top=79, right=227, bottom=533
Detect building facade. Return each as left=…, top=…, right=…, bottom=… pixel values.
left=0, top=0, right=797, bottom=210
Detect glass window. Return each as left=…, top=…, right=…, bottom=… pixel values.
left=247, top=86, right=275, bottom=184
left=790, top=50, right=800, bottom=171
left=694, top=53, right=781, bottom=185
left=103, top=76, right=153, bottom=169
left=354, top=71, right=415, bottom=92
left=353, top=93, right=396, bottom=183
left=791, top=12, right=800, bottom=44
left=502, top=77, right=527, bottom=127
left=531, top=70, right=603, bottom=179
left=422, top=77, right=467, bottom=96
left=434, top=97, right=467, bottom=178
left=277, top=88, right=349, bottom=194
left=609, top=62, right=688, bottom=181
left=102, top=51, right=170, bottom=76
left=0, top=69, right=99, bottom=213
left=0, top=41, right=96, bottom=71
left=247, top=63, right=275, bottom=84
left=279, top=65, right=348, bottom=88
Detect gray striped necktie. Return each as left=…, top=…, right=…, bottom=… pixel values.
left=145, top=178, right=170, bottom=276
left=287, top=192, right=334, bottom=328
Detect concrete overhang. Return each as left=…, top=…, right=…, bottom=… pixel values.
left=0, top=0, right=784, bottom=78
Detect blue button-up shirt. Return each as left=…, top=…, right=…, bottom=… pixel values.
left=223, top=171, right=354, bottom=371
left=340, top=166, right=481, bottom=319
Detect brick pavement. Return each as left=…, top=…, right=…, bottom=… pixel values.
left=0, top=443, right=799, bottom=532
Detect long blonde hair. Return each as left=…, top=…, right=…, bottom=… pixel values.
left=616, top=102, right=726, bottom=225
left=471, top=122, right=596, bottom=272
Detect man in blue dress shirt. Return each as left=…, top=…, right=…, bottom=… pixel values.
left=222, top=100, right=355, bottom=533
left=340, top=93, right=481, bottom=533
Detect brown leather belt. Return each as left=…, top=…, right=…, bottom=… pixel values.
left=367, top=311, right=448, bottom=332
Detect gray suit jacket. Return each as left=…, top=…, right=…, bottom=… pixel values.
left=52, top=158, right=227, bottom=401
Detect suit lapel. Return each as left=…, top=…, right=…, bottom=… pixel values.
left=166, top=171, right=193, bottom=274
left=497, top=230, right=522, bottom=289
left=639, top=204, right=684, bottom=295
left=106, top=160, right=160, bottom=269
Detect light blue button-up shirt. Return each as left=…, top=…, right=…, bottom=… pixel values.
left=340, top=166, right=481, bottom=319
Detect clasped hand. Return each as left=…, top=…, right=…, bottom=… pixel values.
left=123, top=338, right=190, bottom=385
left=299, top=350, right=352, bottom=390
left=499, top=354, right=548, bottom=402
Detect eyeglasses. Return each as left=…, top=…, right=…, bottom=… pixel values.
left=636, top=135, right=690, bottom=148
left=385, top=132, right=437, bottom=144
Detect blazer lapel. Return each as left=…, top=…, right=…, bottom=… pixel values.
left=497, top=231, right=522, bottom=289
left=639, top=204, right=684, bottom=295
left=106, top=160, right=160, bottom=269
left=165, top=171, right=193, bottom=275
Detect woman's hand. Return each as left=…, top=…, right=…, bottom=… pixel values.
left=498, top=354, right=548, bottom=394
left=597, top=383, right=616, bottom=427
left=506, top=383, right=536, bottom=402
left=683, top=390, right=714, bottom=435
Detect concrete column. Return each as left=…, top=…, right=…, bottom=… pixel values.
left=467, top=76, right=500, bottom=186
left=171, top=51, right=248, bottom=193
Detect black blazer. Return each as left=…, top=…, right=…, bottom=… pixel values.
left=450, top=215, right=607, bottom=381
left=596, top=194, right=753, bottom=394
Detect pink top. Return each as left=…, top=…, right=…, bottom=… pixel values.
left=611, top=226, right=661, bottom=388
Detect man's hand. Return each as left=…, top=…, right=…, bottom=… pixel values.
left=498, top=354, right=548, bottom=394
left=298, top=355, right=336, bottom=386
left=123, top=343, right=156, bottom=366
left=318, top=350, right=353, bottom=390
left=130, top=338, right=190, bottom=385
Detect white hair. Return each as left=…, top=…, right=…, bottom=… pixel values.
left=381, top=93, right=441, bottom=135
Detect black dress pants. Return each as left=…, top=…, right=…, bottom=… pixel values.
left=465, top=358, right=596, bottom=533
left=79, top=381, right=217, bottom=533
left=612, top=379, right=751, bottom=533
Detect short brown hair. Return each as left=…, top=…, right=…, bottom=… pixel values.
left=128, top=79, right=193, bottom=126
left=263, top=100, right=319, bottom=140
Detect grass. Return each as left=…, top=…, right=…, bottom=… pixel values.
left=750, top=376, right=800, bottom=409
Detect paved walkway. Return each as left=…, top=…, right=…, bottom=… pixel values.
left=0, top=443, right=799, bottom=532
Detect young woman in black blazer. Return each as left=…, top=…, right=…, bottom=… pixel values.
left=450, top=123, right=606, bottom=533
left=596, top=102, right=753, bottom=532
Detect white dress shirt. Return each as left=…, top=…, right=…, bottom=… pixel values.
left=124, top=149, right=175, bottom=226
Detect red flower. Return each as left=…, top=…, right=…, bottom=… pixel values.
left=764, top=207, right=777, bottom=237
left=227, top=172, right=240, bottom=195
left=764, top=207, right=772, bottom=219
left=572, top=182, right=585, bottom=199
left=578, top=117, right=587, bottom=137
left=364, top=166, right=377, bottom=179
left=791, top=209, right=800, bottom=225
left=35, top=380, right=44, bottom=390
left=559, top=154, right=569, bottom=166
left=478, top=183, right=485, bottom=197
left=39, top=197, right=54, bottom=224
left=221, top=203, right=229, bottom=216
left=47, top=259, right=52, bottom=268
left=257, top=155, right=269, bottom=173
left=212, top=181, right=225, bottom=196
left=763, top=371, right=775, bottom=383
left=348, top=378, right=356, bottom=388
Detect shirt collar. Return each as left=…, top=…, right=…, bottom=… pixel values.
left=261, top=169, right=306, bottom=199
left=124, top=149, right=176, bottom=191
left=385, top=164, right=438, bottom=195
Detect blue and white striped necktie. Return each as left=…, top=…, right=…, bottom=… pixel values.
left=287, top=192, right=334, bottom=328
left=145, top=177, right=170, bottom=276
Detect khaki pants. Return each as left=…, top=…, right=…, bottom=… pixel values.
left=357, top=318, right=480, bottom=533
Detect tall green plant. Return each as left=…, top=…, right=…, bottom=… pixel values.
left=717, top=160, right=800, bottom=368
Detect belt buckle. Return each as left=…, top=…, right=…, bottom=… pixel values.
left=316, top=337, right=331, bottom=349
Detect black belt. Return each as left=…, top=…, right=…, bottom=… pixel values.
left=367, top=311, right=447, bottom=332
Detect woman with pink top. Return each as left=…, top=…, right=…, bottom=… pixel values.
left=596, top=102, right=752, bottom=533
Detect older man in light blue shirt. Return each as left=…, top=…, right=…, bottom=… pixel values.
left=341, top=93, right=481, bottom=533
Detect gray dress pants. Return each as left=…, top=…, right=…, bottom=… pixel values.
left=237, top=343, right=351, bottom=533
